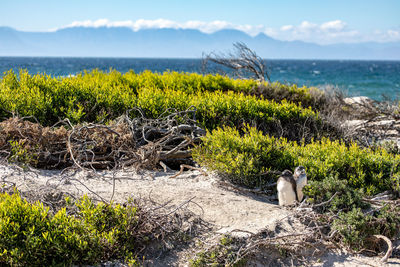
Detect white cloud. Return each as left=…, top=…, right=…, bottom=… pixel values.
left=60, top=18, right=237, bottom=34
left=320, top=20, right=346, bottom=31
left=263, top=20, right=361, bottom=44
left=57, top=19, right=400, bottom=44
left=299, top=21, right=318, bottom=30
left=280, top=25, right=294, bottom=31
left=373, top=29, right=400, bottom=42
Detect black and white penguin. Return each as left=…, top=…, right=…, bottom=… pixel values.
left=293, top=166, right=307, bottom=202
left=277, top=170, right=297, bottom=206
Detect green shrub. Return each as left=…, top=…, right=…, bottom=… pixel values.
left=135, top=87, right=319, bottom=139
left=290, top=138, right=400, bottom=194
left=331, top=206, right=400, bottom=250
left=0, top=70, right=320, bottom=140
left=303, top=175, right=368, bottom=212
left=332, top=208, right=375, bottom=250
left=0, top=191, right=139, bottom=266
left=124, top=69, right=258, bottom=94
left=192, top=125, right=293, bottom=187
left=193, top=125, right=400, bottom=193
left=128, top=70, right=324, bottom=109
left=8, top=140, right=38, bottom=165
left=250, top=81, right=326, bottom=110
left=302, top=175, right=400, bottom=251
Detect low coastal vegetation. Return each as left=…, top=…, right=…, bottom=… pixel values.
left=0, top=192, right=141, bottom=266
left=0, top=69, right=399, bottom=265
left=0, top=70, right=320, bottom=141
left=193, top=125, right=400, bottom=194
left=0, top=189, right=198, bottom=266
left=193, top=125, right=400, bottom=257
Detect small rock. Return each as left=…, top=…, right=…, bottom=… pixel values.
left=342, top=119, right=367, bottom=129
left=343, top=96, right=375, bottom=107
left=369, top=119, right=396, bottom=127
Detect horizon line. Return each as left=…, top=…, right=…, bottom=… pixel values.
left=1, top=55, right=400, bottom=62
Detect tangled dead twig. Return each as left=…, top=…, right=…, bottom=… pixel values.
left=191, top=190, right=398, bottom=266
left=0, top=107, right=205, bottom=171
left=340, top=96, right=400, bottom=149
left=292, top=195, right=400, bottom=263
left=232, top=232, right=322, bottom=266
left=115, top=194, right=211, bottom=262
left=123, top=106, right=205, bottom=170
left=203, top=42, right=270, bottom=82
left=215, top=196, right=398, bottom=266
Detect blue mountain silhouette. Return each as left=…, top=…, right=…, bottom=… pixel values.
left=0, top=26, right=399, bottom=59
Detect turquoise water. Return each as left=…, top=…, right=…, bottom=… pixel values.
left=1, top=57, right=399, bottom=100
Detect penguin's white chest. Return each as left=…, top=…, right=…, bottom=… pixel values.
left=296, top=176, right=307, bottom=202
left=277, top=180, right=296, bottom=206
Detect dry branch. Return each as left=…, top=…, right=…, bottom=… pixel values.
left=169, top=164, right=208, bottom=178
left=372, top=235, right=393, bottom=262
left=0, top=107, right=205, bottom=171
left=203, top=42, right=270, bottom=82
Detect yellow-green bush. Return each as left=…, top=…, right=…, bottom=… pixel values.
left=0, top=192, right=139, bottom=266
left=0, top=70, right=319, bottom=140
left=192, top=126, right=294, bottom=187
left=251, top=81, right=326, bottom=110
left=193, top=125, right=400, bottom=193
left=135, top=87, right=318, bottom=138
left=0, top=70, right=137, bottom=124
left=288, top=138, right=400, bottom=194
left=83, top=69, right=322, bottom=106
left=123, top=69, right=258, bottom=94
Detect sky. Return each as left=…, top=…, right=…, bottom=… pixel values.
left=1, top=0, right=400, bottom=44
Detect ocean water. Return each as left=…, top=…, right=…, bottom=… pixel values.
left=1, top=57, right=399, bottom=101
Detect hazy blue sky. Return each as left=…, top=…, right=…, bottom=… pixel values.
left=1, top=0, right=399, bottom=44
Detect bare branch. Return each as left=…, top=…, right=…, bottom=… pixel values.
left=0, top=107, right=205, bottom=171
left=203, top=42, right=271, bottom=82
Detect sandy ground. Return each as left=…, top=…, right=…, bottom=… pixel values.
left=0, top=163, right=293, bottom=236
left=1, top=162, right=399, bottom=266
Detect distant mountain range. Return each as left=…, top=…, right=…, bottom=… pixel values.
left=1, top=26, right=399, bottom=59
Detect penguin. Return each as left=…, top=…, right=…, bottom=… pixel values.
left=293, top=166, right=307, bottom=202
left=277, top=170, right=297, bottom=206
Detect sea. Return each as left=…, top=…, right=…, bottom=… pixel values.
left=1, top=57, right=399, bottom=101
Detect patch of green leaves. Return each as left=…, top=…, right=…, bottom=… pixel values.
left=303, top=175, right=368, bottom=212
left=194, top=125, right=400, bottom=193
left=0, top=191, right=140, bottom=266
left=303, top=175, right=399, bottom=251
left=0, top=70, right=319, bottom=139
left=331, top=205, right=400, bottom=250
left=8, top=140, right=37, bottom=166
left=193, top=125, right=293, bottom=187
